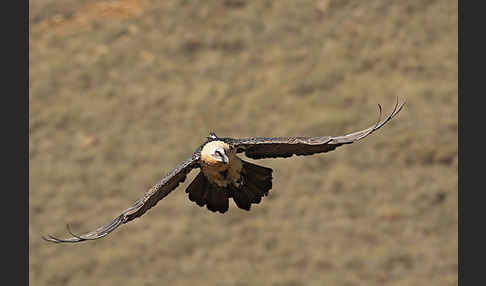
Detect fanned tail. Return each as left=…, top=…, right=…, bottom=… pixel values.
left=185, top=161, right=273, bottom=213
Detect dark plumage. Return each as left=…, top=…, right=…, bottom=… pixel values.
left=185, top=160, right=272, bottom=213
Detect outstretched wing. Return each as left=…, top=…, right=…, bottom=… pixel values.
left=43, top=152, right=201, bottom=243
left=224, top=98, right=404, bottom=159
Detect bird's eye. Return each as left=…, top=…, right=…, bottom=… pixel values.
left=215, top=150, right=223, bottom=157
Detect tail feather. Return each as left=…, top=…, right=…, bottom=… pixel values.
left=230, top=160, right=273, bottom=211
left=206, top=185, right=229, bottom=213
left=186, top=171, right=208, bottom=207
left=243, top=160, right=272, bottom=196
left=242, top=184, right=262, bottom=204
left=231, top=186, right=251, bottom=211
left=246, top=174, right=272, bottom=196
left=186, top=172, right=229, bottom=213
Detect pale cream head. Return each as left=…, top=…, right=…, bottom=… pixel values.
left=201, top=141, right=230, bottom=166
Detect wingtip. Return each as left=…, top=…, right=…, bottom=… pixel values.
left=375, top=103, right=383, bottom=128
left=354, top=97, right=405, bottom=140
left=42, top=234, right=62, bottom=243
left=66, top=224, right=86, bottom=241
left=41, top=225, right=86, bottom=244
left=397, top=97, right=406, bottom=112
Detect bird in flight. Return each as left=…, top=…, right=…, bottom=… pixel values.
left=43, top=98, right=404, bottom=243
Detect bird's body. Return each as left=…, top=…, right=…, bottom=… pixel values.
left=43, top=99, right=405, bottom=243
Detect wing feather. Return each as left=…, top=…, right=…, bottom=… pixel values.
left=43, top=153, right=201, bottom=243
left=224, top=98, right=404, bottom=159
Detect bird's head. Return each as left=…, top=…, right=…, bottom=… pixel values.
left=201, top=141, right=230, bottom=166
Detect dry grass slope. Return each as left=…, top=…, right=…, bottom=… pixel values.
left=30, top=1, right=457, bottom=285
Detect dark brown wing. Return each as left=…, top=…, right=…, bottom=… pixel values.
left=223, top=98, right=404, bottom=159
left=43, top=152, right=201, bottom=243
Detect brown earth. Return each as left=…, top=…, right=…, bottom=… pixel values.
left=30, top=1, right=458, bottom=285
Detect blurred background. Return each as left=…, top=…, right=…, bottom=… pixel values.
left=29, top=1, right=458, bottom=285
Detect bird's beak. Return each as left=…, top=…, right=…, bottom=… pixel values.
left=222, top=154, right=229, bottom=164
left=215, top=148, right=229, bottom=164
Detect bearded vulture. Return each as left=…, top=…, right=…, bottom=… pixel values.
left=43, top=98, right=404, bottom=243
